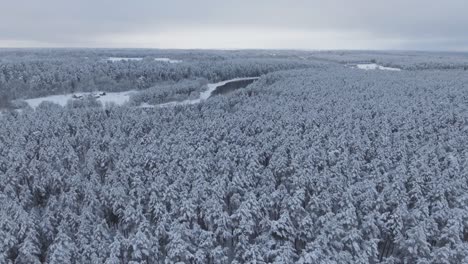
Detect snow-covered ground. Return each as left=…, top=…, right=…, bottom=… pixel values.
left=355, top=63, right=401, bottom=71
left=154, top=58, right=182, bottom=63
left=24, top=91, right=136, bottom=109
left=22, top=77, right=258, bottom=110
left=107, top=57, right=182, bottom=63
left=108, top=57, right=143, bottom=62
left=155, top=77, right=259, bottom=108
left=138, top=103, right=156, bottom=109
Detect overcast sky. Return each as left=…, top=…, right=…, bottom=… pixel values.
left=1, top=0, right=467, bottom=50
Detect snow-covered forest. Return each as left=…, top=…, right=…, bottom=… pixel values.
left=0, top=49, right=312, bottom=101
left=1, top=49, right=468, bottom=263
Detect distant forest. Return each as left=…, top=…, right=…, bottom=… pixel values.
left=1, top=50, right=468, bottom=263
left=0, top=49, right=316, bottom=103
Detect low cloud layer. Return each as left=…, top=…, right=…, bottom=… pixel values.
left=1, top=0, right=467, bottom=50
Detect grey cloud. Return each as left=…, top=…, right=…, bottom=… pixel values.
left=1, top=0, right=467, bottom=49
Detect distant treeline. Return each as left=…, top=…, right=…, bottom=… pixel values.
left=0, top=49, right=317, bottom=100
left=304, top=50, right=468, bottom=70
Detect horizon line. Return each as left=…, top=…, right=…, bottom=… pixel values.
left=0, top=47, right=467, bottom=53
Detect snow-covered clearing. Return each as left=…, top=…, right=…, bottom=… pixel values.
left=138, top=103, right=156, bottom=109
left=107, top=57, right=182, bottom=63
left=154, top=58, right=182, bottom=63
left=355, top=63, right=401, bottom=71
left=24, top=91, right=136, bottom=109
left=22, top=77, right=258, bottom=110
left=108, top=57, right=143, bottom=62
left=155, top=77, right=259, bottom=108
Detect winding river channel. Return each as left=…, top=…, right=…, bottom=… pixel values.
left=21, top=77, right=259, bottom=110
left=155, top=77, right=259, bottom=108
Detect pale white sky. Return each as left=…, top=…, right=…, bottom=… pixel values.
left=1, top=0, right=467, bottom=50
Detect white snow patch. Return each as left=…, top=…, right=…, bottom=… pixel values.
left=107, top=57, right=181, bottom=63
left=20, top=78, right=259, bottom=111
left=108, top=57, right=143, bottom=62
left=355, top=63, right=401, bottom=71
left=24, top=91, right=136, bottom=109
left=96, top=91, right=136, bottom=106
left=154, top=58, right=182, bottom=63
left=155, top=77, right=259, bottom=108
left=138, top=103, right=156, bottom=109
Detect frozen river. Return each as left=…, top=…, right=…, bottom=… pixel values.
left=22, top=77, right=259, bottom=109
left=156, top=77, right=259, bottom=108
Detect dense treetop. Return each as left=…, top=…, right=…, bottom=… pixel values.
left=1, top=50, right=468, bottom=263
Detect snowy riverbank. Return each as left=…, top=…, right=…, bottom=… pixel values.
left=21, top=77, right=259, bottom=109
left=156, top=77, right=259, bottom=108
left=23, top=90, right=136, bottom=108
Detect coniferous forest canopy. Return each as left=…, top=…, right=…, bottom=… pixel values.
left=1, top=49, right=468, bottom=263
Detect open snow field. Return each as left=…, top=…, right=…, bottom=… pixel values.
left=107, top=57, right=143, bottom=62
left=355, top=63, right=402, bottom=71
left=107, top=57, right=182, bottom=63
left=154, top=58, right=182, bottom=63
left=23, top=90, right=136, bottom=108
left=21, top=77, right=257, bottom=109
